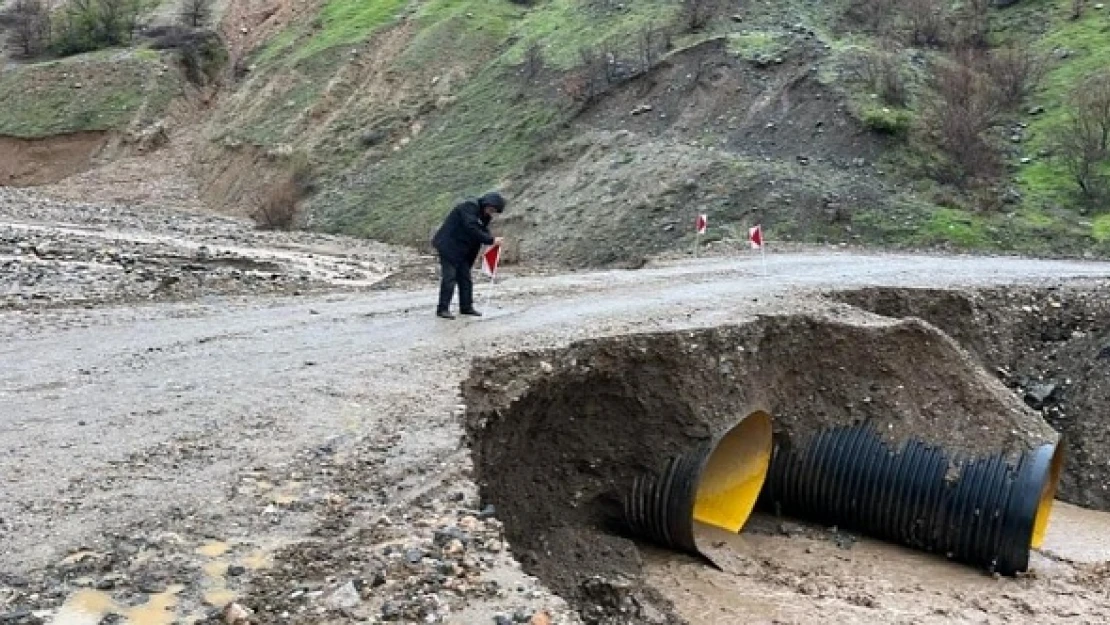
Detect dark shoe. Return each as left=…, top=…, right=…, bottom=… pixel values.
left=436, top=309, right=455, bottom=319
left=460, top=308, right=483, bottom=317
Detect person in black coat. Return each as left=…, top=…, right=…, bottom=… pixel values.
left=431, top=191, right=506, bottom=319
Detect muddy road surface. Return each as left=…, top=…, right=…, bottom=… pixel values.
left=4, top=196, right=1110, bottom=623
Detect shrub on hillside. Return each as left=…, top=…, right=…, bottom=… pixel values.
left=251, top=177, right=301, bottom=231
left=147, top=25, right=227, bottom=85
left=681, top=0, right=716, bottom=32
left=861, top=105, right=913, bottom=135
left=250, top=155, right=314, bottom=231
left=951, top=0, right=991, bottom=49
left=924, top=54, right=1002, bottom=184
left=518, top=42, right=544, bottom=83
left=178, top=0, right=213, bottom=28
left=856, top=44, right=908, bottom=106
left=52, top=0, right=142, bottom=56
left=0, top=0, right=51, bottom=57
left=844, top=0, right=898, bottom=34
left=1055, top=71, right=1110, bottom=203
left=985, top=47, right=1046, bottom=110
left=903, top=0, right=947, bottom=47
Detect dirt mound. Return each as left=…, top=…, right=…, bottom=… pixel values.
left=833, top=283, right=1110, bottom=511
left=463, top=313, right=1056, bottom=619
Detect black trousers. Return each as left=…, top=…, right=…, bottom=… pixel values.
left=438, top=257, right=474, bottom=312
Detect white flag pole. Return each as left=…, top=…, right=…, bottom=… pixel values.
left=761, top=243, right=768, bottom=277
left=484, top=272, right=496, bottom=309
left=693, top=231, right=700, bottom=258
left=482, top=243, right=500, bottom=311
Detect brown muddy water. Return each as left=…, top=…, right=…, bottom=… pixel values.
left=47, top=545, right=275, bottom=625
left=648, top=501, right=1110, bottom=624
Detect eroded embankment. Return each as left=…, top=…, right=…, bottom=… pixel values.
left=832, top=284, right=1110, bottom=511
left=0, top=133, right=109, bottom=186
left=463, top=312, right=1058, bottom=620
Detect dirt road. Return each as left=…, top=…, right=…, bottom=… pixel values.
left=5, top=199, right=1110, bottom=623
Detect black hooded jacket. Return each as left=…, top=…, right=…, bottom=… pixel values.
left=432, top=199, right=495, bottom=266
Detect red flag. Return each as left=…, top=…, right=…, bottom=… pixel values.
left=481, top=243, right=502, bottom=277
left=695, top=214, right=707, bottom=235
left=749, top=224, right=763, bottom=249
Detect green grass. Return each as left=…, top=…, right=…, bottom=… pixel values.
left=1093, top=214, right=1110, bottom=243
left=254, top=28, right=302, bottom=67
left=298, top=0, right=409, bottom=60
left=921, top=208, right=990, bottom=248
left=727, top=31, right=788, bottom=62
left=506, top=0, right=679, bottom=69
left=0, top=55, right=178, bottom=137
left=859, top=105, right=913, bottom=135
left=399, top=0, right=520, bottom=68
left=322, top=67, right=561, bottom=244
left=1013, top=1, right=1110, bottom=207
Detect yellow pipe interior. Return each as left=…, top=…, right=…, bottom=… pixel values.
left=1030, top=443, right=1065, bottom=549
left=692, top=410, right=774, bottom=532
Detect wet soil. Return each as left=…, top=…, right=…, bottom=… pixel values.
left=648, top=503, right=1110, bottom=624
left=464, top=313, right=1058, bottom=619
left=7, top=192, right=1110, bottom=624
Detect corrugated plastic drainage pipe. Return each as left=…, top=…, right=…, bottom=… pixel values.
left=622, top=410, right=774, bottom=558
left=760, top=422, right=1065, bottom=575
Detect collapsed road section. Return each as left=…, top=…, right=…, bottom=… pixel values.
left=463, top=313, right=1069, bottom=621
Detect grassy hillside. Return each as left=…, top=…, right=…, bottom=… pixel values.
left=4, top=0, right=1110, bottom=264
left=0, top=50, right=180, bottom=138
left=196, top=0, right=1110, bottom=264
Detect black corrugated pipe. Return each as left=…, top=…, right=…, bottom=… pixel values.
left=623, top=410, right=773, bottom=558
left=759, top=422, right=1064, bottom=575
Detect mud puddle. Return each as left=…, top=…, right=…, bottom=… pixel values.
left=50, top=586, right=185, bottom=625
left=646, top=503, right=1110, bottom=624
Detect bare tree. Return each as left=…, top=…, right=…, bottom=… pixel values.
left=845, top=0, right=898, bottom=35
left=902, top=0, right=946, bottom=47
left=985, top=47, right=1047, bottom=109
left=251, top=176, right=301, bottom=230
left=856, top=42, right=907, bottom=106
left=926, top=54, right=1002, bottom=183
left=954, top=0, right=991, bottom=49
left=576, top=44, right=608, bottom=101
left=179, top=0, right=212, bottom=28
left=2, top=0, right=51, bottom=57
left=599, top=36, right=624, bottom=84
left=1055, top=71, right=1110, bottom=201
left=637, top=23, right=662, bottom=73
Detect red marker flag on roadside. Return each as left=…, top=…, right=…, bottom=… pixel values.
left=749, top=224, right=763, bottom=249
left=481, top=243, right=502, bottom=277
left=696, top=214, right=708, bottom=235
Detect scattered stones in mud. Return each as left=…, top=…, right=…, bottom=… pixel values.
left=234, top=506, right=574, bottom=624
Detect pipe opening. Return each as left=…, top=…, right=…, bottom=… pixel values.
left=1031, top=443, right=1066, bottom=549
left=692, top=410, right=773, bottom=533
left=621, top=409, right=774, bottom=558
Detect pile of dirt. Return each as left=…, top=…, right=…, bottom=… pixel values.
left=463, top=313, right=1056, bottom=620
left=832, top=282, right=1110, bottom=511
